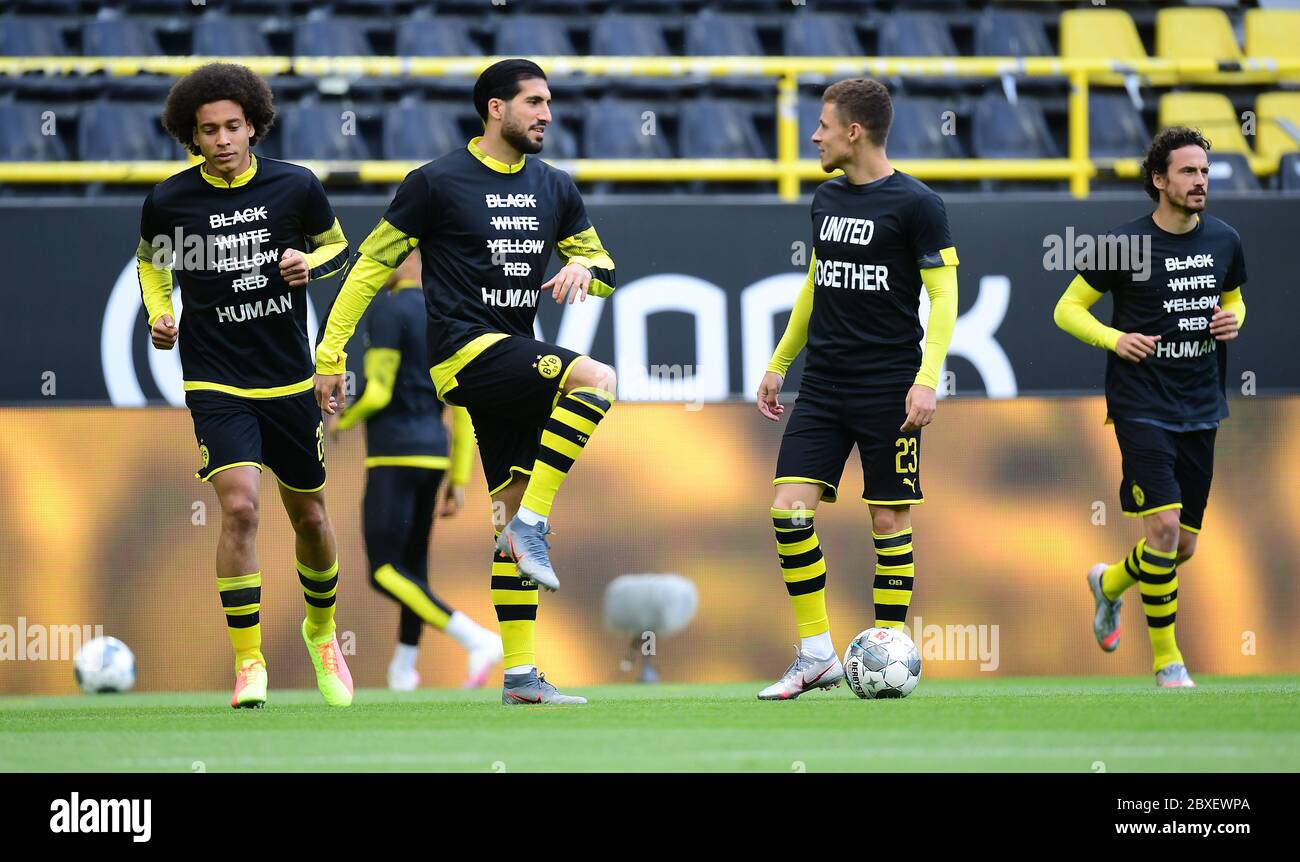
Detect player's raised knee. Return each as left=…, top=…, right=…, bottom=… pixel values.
left=1176, top=530, right=1198, bottom=565
left=566, top=358, right=617, bottom=403
left=1145, top=510, right=1181, bottom=550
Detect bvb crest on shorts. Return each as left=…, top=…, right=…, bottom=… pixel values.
left=1132, top=482, right=1145, bottom=507
left=199, top=444, right=210, bottom=468
left=534, top=354, right=562, bottom=379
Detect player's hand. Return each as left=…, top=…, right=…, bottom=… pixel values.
left=1115, top=332, right=1162, bottom=362
left=1209, top=305, right=1239, bottom=341
left=280, top=248, right=309, bottom=287
left=757, top=371, right=785, bottom=422
left=900, top=384, right=936, bottom=432
left=151, top=314, right=178, bottom=350
left=314, top=373, right=344, bottom=415
left=544, top=262, right=592, bottom=305
left=437, top=482, right=464, bottom=518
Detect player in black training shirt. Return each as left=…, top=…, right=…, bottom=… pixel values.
left=754, top=80, right=960, bottom=700
left=331, top=253, right=503, bottom=689
left=315, top=60, right=616, bottom=705
left=138, top=63, right=354, bottom=708
left=1055, top=127, right=1246, bottom=688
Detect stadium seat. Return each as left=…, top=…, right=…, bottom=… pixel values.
left=1059, top=9, right=1146, bottom=60
left=685, top=10, right=763, bottom=56
left=798, top=96, right=823, bottom=159
left=591, top=13, right=669, bottom=56
left=1244, top=9, right=1300, bottom=58
left=1206, top=152, right=1260, bottom=192
left=974, top=9, right=1053, bottom=57
left=1255, top=92, right=1300, bottom=164
left=1159, top=92, right=1251, bottom=156
left=878, top=12, right=957, bottom=57
left=1155, top=8, right=1241, bottom=61
left=583, top=97, right=673, bottom=159
left=193, top=14, right=271, bottom=57
left=495, top=16, right=575, bottom=57
left=81, top=14, right=162, bottom=57
left=679, top=98, right=766, bottom=159
left=382, top=99, right=466, bottom=161
left=888, top=98, right=966, bottom=159
left=972, top=94, right=1058, bottom=159
left=782, top=13, right=863, bottom=57
left=1089, top=92, right=1150, bottom=159
left=293, top=14, right=373, bottom=57
left=0, top=103, right=70, bottom=160
left=0, top=17, right=70, bottom=56
left=1278, top=152, right=1300, bottom=190
left=77, top=102, right=175, bottom=161
left=394, top=11, right=477, bottom=57
left=280, top=101, right=373, bottom=160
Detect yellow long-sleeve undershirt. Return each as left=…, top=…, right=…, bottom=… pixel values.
left=1054, top=275, right=1247, bottom=350
left=448, top=405, right=473, bottom=487
left=336, top=348, right=400, bottom=430
left=765, top=253, right=960, bottom=389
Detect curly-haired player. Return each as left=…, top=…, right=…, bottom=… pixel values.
left=137, top=63, right=355, bottom=708
left=1054, top=126, right=1247, bottom=688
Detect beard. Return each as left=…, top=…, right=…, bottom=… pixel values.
left=502, top=117, right=544, bottom=155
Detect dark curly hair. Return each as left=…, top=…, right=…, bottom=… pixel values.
left=162, top=63, right=275, bottom=156
left=1141, top=126, right=1211, bottom=202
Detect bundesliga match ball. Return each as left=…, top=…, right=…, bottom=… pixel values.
left=844, top=627, right=921, bottom=699
left=73, top=637, right=136, bottom=694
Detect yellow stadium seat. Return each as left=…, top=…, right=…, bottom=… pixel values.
left=1060, top=9, right=1147, bottom=60
left=1255, top=92, right=1300, bottom=164
left=1158, top=92, right=1251, bottom=156
left=1156, top=8, right=1241, bottom=61
left=1244, top=9, right=1300, bottom=58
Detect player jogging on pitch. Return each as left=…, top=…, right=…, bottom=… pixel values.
left=138, top=63, right=354, bottom=708
left=1054, top=127, right=1246, bottom=688
left=755, top=79, right=959, bottom=700
left=330, top=253, right=503, bottom=689
left=315, top=59, right=617, bottom=706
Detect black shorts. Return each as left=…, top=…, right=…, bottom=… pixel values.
left=1114, top=419, right=1216, bottom=532
left=774, top=381, right=922, bottom=505
left=442, top=336, right=584, bottom=496
left=187, top=389, right=326, bottom=492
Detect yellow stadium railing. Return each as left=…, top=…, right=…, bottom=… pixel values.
left=2, top=56, right=1298, bottom=199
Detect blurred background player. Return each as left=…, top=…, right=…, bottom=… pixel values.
left=330, top=252, right=503, bottom=690
left=755, top=79, right=959, bottom=700
left=1054, top=127, right=1246, bottom=689
left=138, top=63, right=354, bottom=708
left=313, top=59, right=617, bottom=705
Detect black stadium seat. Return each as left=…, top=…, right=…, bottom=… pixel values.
left=879, top=12, right=958, bottom=57
left=1089, top=92, right=1150, bottom=159
left=77, top=102, right=175, bottom=161
left=0, top=17, right=69, bottom=56
left=679, top=98, right=766, bottom=159
left=972, top=93, right=1059, bottom=158
left=494, top=16, right=575, bottom=57
left=280, top=101, right=372, bottom=160
left=1207, top=153, right=1260, bottom=192
left=783, top=13, right=863, bottom=57
left=395, top=11, right=477, bottom=57
left=685, top=10, right=763, bottom=57
left=592, top=13, right=670, bottom=56
left=193, top=14, right=272, bottom=57
left=293, top=13, right=372, bottom=57
left=81, top=15, right=162, bottom=57
left=889, top=97, right=967, bottom=159
left=382, top=99, right=466, bottom=161
left=975, top=9, right=1054, bottom=57
left=0, top=103, right=70, bottom=160
left=584, top=97, right=673, bottom=159
left=1278, top=152, right=1300, bottom=191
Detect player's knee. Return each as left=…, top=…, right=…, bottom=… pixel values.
left=568, top=359, right=617, bottom=401
left=870, top=507, right=904, bottom=535
left=1146, top=511, right=1180, bottom=551
left=289, top=502, right=330, bottom=538
left=1176, top=532, right=1197, bottom=565
left=772, top=485, right=820, bottom=513
left=220, top=494, right=259, bottom=535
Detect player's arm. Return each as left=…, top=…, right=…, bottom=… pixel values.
left=438, top=405, right=474, bottom=517
left=335, top=348, right=399, bottom=431
left=137, top=192, right=177, bottom=350
left=757, top=254, right=815, bottom=421
left=549, top=177, right=616, bottom=304
left=1053, top=274, right=1161, bottom=362
left=902, top=193, right=960, bottom=432
left=315, top=170, right=427, bottom=411
left=282, top=176, right=351, bottom=288
left=1212, top=287, right=1245, bottom=340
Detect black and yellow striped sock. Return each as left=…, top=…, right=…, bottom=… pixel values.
left=373, top=563, right=453, bottom=631
left=297, top=558, right=339, bottom=639
left=520, top=386, right=615, bottom=518
left=1137, top=541, right=1182, bottom=671
left=872, top=528, right=915, bottom=630
left=217, top=571, right=263, bottom=669
left=491, top=534, right=537, bottom=668
left=772, top=508, right=829, bottom=638
left=1102, top=541, right=1142, bottom=601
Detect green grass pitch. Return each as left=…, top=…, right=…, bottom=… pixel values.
left=2, top=676, right=1297, bottom=772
